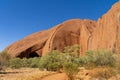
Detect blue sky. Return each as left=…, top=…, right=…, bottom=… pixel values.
left=0, top=0, right=118, bottom=51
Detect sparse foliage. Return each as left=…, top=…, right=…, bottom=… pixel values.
left=0, top=51, right=11, bottom=60
left=63, top=44, right=80, bottom=57
left=38, top=50, right=62, bottom=71
left=85, top=50, right=116, bottom=67
left=0, top=55, right=4, bottom=70
left=8, top=57, right=41, bottom=69
left=90, top=67, right=117, bottom=79
left=63, top=61, right=79, bottom=80
left=9, top=58, right=23, bottom=69
left=1, top=45, right=120, bottom=80
left=0, top=51, right=10, bottom=71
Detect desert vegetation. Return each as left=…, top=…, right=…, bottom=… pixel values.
left=8, top=57, right=41, bottom=69
left=0, top=51, right=11, bottom=71
left=1, top=45, right=120, bottom=80
left=0, top=68, right=54, bottom=80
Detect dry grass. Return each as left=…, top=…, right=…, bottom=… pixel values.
left=90, top=67, right=117, bottom=79
left=75, top=67, right=117, bottom=80
left=0, top=68, right=54, bottom=80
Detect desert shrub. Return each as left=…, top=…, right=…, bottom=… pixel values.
left=20, top=57, right=40, bottom=68
left=8, top=57, right=41, bottom=69
left=85, top=50, right=116, bottom=67
left=38, top=49, right=79, bottom=71
left=29, top=57, right=40, bottom=68
left=8, top=58, right=23, bottom=69
left=63, top=61, right=79, bottom=80
left=90, top=67, right=117, bottom=79
left=63, top=44, right=80, bottom=57
left=38, top=46, right=81, bottom=71
left=38, top=47, right=81, bottom=73
left=38, top=50, right=63, bottom=71
left=114, top=54, right=120, bottom=74
left=0, top=51, right=11, bottom=71
left=70, top=50, right=117, bottom=69
left=20, top=58, right=33, bottom=67
left=75, top=56, right=90, bottom=67
left=0, top=51, right=11, bottom=60
left=0, top=55, right=4, bottom=70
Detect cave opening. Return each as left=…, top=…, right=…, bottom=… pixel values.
left=29, top=52, right=39, bottom=58
left=17, top=51, right=39, bottom=58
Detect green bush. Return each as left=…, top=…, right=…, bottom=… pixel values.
left=63, top=61, right=79, bottom=80
left=8, top=57, right=41, bottom=69
left=29, top=57, right=40, bottom=68
left=0, top=51, right=10, bottom=71
left=9, top=58, right=23, bottom=69
left=73, top=56, right=89, bottom=67
left=38, top=49, right=80, bottom=71
left=114, top=54, right=120, bottom=74
left=38, top=49, right=79, bottom=79
left=38, top=50, right=62, bottom=71
left=0, top=55, right=4, bottom=70
left=20, top=58, right=32, bottom=67
left=85, top=50, right=116, bottom=67
left=0, top=51, right=11, bottom=60
left=63, top=44, right=80, bottom=57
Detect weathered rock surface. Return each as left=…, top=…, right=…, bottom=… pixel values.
left=5, top=2, right=120, bottom=58
left=42, top=19, right=96, bottom=56
left=5, top=27, right=57, bottom=58
left=6, top=19, right=96, bottom=58
left=89, top=2, right=120, bottom=54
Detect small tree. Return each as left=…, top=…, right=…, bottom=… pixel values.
left=63, top=61, right=79, bottom=80
left=86, top=50, right=116, bottom=67
left=0, top=51, right=11, bottom=60
left=0, top=55, right=4, bottom=71
left=38, top=50, right=62, bottom=71
left=63, top=44, right=80, bottom=57
left=8, top=58, right=23, bottom=69
left=29, top=57, right=40, bottom=68
left=0, top=51, right=10, bottom=71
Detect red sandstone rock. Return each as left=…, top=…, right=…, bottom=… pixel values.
left=6, top=19, right=96, bottom=58
left=5, top=27, right=56, bottom=57
left=89, top=2, right=120, bottom=54
left=5, top=2, right=120, bottom=58
left=42, top=19, right=96, bottom=55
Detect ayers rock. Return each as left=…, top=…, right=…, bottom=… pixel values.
left=5, top=2, right=120, bottom=58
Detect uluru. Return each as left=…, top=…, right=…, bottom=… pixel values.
left=5, top=2, right=120, bottom=58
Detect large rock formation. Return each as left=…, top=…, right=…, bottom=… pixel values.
left=89, top=2, right=120, bottom=54
left=6, top=19, right=96, bottom=58
left=42, top=19, right=96, bottom=56
left=5, top=2, right=120, bottom=58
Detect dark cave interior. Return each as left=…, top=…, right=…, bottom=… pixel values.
left=29, top=52, right=39, bottom=58
left=17, top=51, right=39, bottom=58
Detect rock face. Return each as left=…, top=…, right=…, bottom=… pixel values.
left=6, top=19, right=96, bottom=58
left=89, top=2, right=120, bottom=54
left=42, top=19, right=96, bottom=56
left=6, top=27, right=56, bottom=58
left=5, top=2, right=120, bottom=58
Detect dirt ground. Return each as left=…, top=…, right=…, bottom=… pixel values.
left=0, top=68, right=54, bottom=80
left=40, top=73, right=68, bottom=80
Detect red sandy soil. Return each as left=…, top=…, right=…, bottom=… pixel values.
left=41, top=73, right=68, bottom=80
